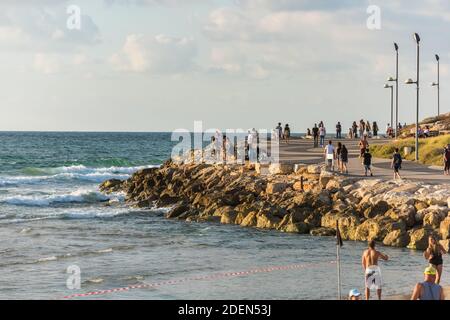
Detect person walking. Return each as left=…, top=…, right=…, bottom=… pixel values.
left=391, top=148, right=402, bottom=180
left=283, top=124, right=291, bottom=144
left=359, top=119, right=365, bottom=138
left=362, top=240, right=389, bottom=300
left=336, top=142, right=342, bottom=172
left=411, top=266, right=445, bottom=300
left=276, top=123, right=283, bottom=140
left=358, top=136, right=369, bottom=158
left=336, top=122, right=342, bottom=139
left=324, top=140, right=335, bottom=171
left=340, top=145, right=349, bottom=174
left=363, top=148, right=373, bottom=177
left=424, top=235, right=447, bottom=284
left=365, top=120, right=371, bottom=137
left=312, top=124, right=319, bottom=148
left=444, top=144, right=450, bottom=175
left=319, top=124, right=326, bottom=148
left=372, top=121, right=379, bottom=137
left=352, top=121, right=358, bottom=139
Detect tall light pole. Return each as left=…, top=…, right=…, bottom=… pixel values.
left=431, top=54, right=440, bottom=116
left=388, top=43, right=399, bottom=138
left=384, top=84, right=394, bottom=131
left=405, top=33, right=420, bottom=162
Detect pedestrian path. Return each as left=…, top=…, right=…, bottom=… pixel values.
left=279, top=137, right=448, bottom=184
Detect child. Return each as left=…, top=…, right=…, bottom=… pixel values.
left=363, top=148, right=373, bottom=177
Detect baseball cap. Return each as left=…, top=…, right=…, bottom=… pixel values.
left=424, top=266, right=437, bottom=275
left=349, top=289, right=361, bottom=298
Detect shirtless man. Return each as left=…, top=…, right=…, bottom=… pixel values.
left=361, top=240, right=389, bottom=300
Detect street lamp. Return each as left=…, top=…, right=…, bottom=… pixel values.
left=387, top=42, right=399, bottom=138
left=431, top=54, right=440, bottom=116
left=384, top=84, right=394, bottom=132
left=405, top=33, right=420, bottom=161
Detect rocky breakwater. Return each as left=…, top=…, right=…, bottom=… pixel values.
left=100, top=161, right=450, bottom=250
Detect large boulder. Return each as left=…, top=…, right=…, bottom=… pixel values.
left=439, top=239, right=450, bottom=252
left=220, top=210, right=238, bottom=224
left=383, top=230, right=410, bottom=247
left=165, top=202, right=189, bottom=219
left=240, top=211, right=257, bottom=227
left=310, top=227, right=336, bottom=236
left=307, top=164, right=322, bottom=174
left=266, top=182, right=289, bottom=194
left=319, top=171, right=335, bottom=189
left=423, top=211, right=446, bottom=229
left=407, top=227, right=437, bottom=250
left=364, top=201, right=389, bottom=219
left=256, top=212, right=281, bottom=229
left=354, top=220, right=382, bottom=241
left=281, top=222, right=309, bottom=234
left=99, top=179, right=124, bottom=193
left=440, top=217, right=450, bottom=240
left=268, top=163, right=294, bottom=175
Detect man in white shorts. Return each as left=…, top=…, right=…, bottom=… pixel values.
left=362, top=240, right=389, bottom=300
left=324, top=140, right=335, bottom=171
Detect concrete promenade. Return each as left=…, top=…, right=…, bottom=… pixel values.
left=278, top=137, right=449, bottom=184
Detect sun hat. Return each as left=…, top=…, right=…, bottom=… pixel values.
left=348, top=289, right=361, bottom=298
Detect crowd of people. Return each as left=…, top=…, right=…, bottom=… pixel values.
left=348, top=236, right=447, bottom=300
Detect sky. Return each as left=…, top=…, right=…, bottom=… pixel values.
left=0, top=0, right=449, bottom=132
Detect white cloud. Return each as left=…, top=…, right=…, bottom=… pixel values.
left=33, top=53, right=61, bottom=74
left=110, top=34, right=197, bottom=74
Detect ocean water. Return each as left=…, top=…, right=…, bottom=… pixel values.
left=0, top=132, right=447, bottom=300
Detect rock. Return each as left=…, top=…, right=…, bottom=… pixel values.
left=364, top=201, right=389, bottom=219
left=293, top=181, right=304, bottom=191
left=256, top=213, right=281, bottom=229
left=240, top=211, right=257, bottom=227
left=319, top=171, right=334, bottom=189
left=439, top=239, right=450, bottom=252
left=423, top=211, right=446, bottom=229
left=354, top=220, right=383, bottom=241
left=99, top=179, right=123, bottom=193
left=213, top=206, right=235, bottom=217
left=266, top=182, right=288, bottom=194
left=282, top=222, right=309, bottom=234
left=294, top=164, right=307, bottom=173
left=307, top=164, right=322, bottom=174
left=255, top=163, right=269, bottom=175
left=440, top=217, right=450, bottom=239
left=414, top=200, right=428, bottom=211
left=407, top=227, right=437, bottom=250
left=221, top=210, right=238, bottom=224
left=383, top=230, right=410, bottom=247
left=165, top=202, right=189, bottom=219
left=325, top=179, right=342, bottom=193
left=310, top=227, right=336, bottom=236
left=268, top=163, right=294, bottom=175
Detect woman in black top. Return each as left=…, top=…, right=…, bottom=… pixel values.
left=424, top=235, right=447, bottom=284
left=340, top=144, right=348, bottom=174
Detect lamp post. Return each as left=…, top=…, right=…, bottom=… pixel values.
left=431, top=54, right=440, bottom=116
left=388, top=43, right=399, bottom=138
left=405, top=33, right=420, bottom=162
left=384, top=84, right=394, bottom=131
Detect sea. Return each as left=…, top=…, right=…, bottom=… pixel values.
left=0, top=132, right=447, bottom=300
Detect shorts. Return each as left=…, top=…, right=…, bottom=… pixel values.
left=364, top=165, right=371, bottom=170
left=365, top=265, right=382, bottom=290
left=393, top=165, right=401, bottom=173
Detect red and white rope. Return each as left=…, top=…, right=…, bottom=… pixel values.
left=62, top=260, right=336, bottom=299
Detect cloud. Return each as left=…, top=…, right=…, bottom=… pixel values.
left=0, top=4, right=101, bottom=51
left=33, top=53, right=62, bottom=74
left=110, top=34, right=197, bottom=74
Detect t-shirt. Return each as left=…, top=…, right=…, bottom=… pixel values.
left=319, top=127, right=326, bottom=136
left=325, top=145, right=334, bottom=155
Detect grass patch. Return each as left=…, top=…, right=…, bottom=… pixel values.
left=371, top=135, right=450, bottom=166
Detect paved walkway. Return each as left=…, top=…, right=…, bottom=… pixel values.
left=278, top=137, right=450, bottom=184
